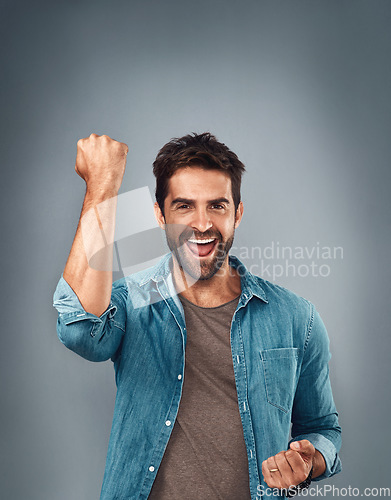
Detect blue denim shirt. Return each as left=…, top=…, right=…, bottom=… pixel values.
left=53, top=253, right=342, bottom=500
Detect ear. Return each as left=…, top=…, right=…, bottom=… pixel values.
left=154, top=201, right=166, bottom=229
left=234, top=201, right=244, bottom=229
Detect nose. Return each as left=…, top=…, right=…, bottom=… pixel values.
left=190, top=207, right=213, bottom=234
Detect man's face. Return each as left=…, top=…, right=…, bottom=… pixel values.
left=154, top=166, right=243, bottom=281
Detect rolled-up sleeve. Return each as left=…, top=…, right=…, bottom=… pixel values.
left=289, top=303, right=342, bottom=481
left=53, top=276, right=127, bottom=362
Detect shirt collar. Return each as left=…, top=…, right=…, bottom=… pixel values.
left=137, top=252, right=268, bottom=304
left=228, top=254, right=268, bottom=304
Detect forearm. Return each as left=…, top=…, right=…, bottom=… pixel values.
left=63, top=187, right=118, bottom=316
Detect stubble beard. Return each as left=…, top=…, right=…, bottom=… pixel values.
left=165, top=225, right=235, bottom=282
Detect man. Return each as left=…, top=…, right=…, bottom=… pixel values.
left=53, top=132, right=342, bottom=499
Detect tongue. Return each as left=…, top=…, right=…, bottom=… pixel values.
left=187, top=241, right=216, bottom=256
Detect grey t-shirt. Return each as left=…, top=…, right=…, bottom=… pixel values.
left=148, top=293, right=251, bottom=499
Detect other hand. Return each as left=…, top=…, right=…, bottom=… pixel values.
left=261, top=439, right=315, bottom=490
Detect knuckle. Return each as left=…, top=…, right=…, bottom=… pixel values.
left=297, top=471, right=307, bottom=482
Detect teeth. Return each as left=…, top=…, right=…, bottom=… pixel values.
left=187, top=238, right=215, bottom=244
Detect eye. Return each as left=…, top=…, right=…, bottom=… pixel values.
left=177, top=204, right=191, bottom=210
left=211, top=204, right=224, bottom=210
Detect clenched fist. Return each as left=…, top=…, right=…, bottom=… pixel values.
left=262, top=439, right=317, bottom=490
left=75, top=133, right=129, bottom=195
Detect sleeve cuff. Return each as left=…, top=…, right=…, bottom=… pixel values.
left=53, top=275, right=85, bottom=314
left=53, top=275, right=117, bottom=323
left=289, top=433, right=342, bottom=481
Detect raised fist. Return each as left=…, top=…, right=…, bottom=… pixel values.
left=75, top=133, right=128, bottom=194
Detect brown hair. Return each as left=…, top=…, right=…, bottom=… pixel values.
left=153, top=132, right=246, bottom=217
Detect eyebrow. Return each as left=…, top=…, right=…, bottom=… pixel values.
left=170, top=197, right=230, bottom=206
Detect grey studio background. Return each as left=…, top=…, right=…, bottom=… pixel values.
left=1, top=1, right=390, bottom=499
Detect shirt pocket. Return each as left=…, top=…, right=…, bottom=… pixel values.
left=260, top=347, right=300, bottom=413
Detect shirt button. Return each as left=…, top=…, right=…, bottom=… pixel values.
left=149, top=466, right=155, bottom=472
left=165, top=420, right=171, bottom=426
left=178, top=374, right=182, bottom=380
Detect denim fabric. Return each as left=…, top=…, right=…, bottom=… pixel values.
left=53, top=253, right=342, bottom=500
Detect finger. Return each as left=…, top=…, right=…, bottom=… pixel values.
left=107, top=137, right=129, bottom=156
left=262, top=460, right=280, bottom=489
left=290, top=439, right=315, bottom=474
left=267, top=455, right=281, bottom=476
left=121, top=143, right=129, bottom=156
left=262, top=459, right=277, bottom=488
left=75, top=144, right=86, bottom=176
left=285, top=450, right=310, bottom=485
left=285, top=449, right=306, bottom=470
left=274, top=452, right=295, bottom=489
left=266, top=456, right=283, bottom=488
left=290, top=439, right=314, bottom=458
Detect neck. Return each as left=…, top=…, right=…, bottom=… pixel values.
left=172, top=255, right=242, bottom=308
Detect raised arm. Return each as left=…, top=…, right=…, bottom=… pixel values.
left=63, top=133, right=128, bottom=316
left=52, top=134, right=129, bottom=362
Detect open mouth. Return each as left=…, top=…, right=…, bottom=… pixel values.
left=185, top=238, right=218, bottom=258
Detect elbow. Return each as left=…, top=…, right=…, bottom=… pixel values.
left=56, top=317, right=118, bottom=362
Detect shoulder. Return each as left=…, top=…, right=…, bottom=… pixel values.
left=248, top=269, right=315, bottom=335
left=258, top=275, right=312, bottom=309
left=249, top=265, right=312, bottom=310
left=251, top=274, right=329, bottom=352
